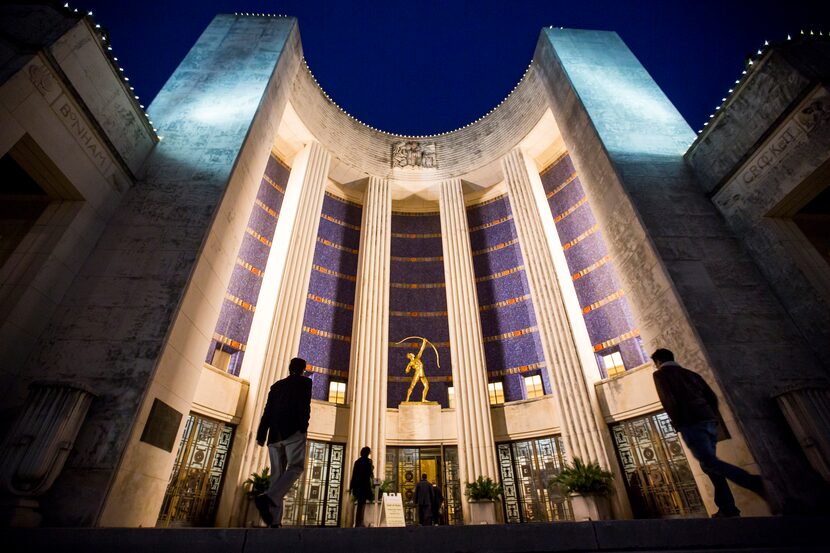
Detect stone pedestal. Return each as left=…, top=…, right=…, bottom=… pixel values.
left=396, top=403, right=443, bottom=442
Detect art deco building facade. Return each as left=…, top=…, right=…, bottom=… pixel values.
left=1, top=6, right=828, bottom=528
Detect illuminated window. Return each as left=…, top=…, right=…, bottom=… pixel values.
left=524, top=374, right=544, bottom=400
left=328, top=380, right=346, bottom=404
left=488, top=381, right=505, bottom=405
left=447, top=386, right=456, bottom=409
left=600, top=351, right=625, bottom=378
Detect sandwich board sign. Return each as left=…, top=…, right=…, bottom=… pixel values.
left=376, top=493, right=406, bottom=527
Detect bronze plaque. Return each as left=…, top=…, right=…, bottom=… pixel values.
left=140, top=398, right=183, bottom=452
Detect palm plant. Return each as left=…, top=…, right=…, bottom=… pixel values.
left=243, top=467, right=271, bottom=499
left=549, top=457, right=614, bottom=497
left=464, top=475, right=503, bottom=501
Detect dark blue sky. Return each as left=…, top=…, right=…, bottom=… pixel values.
left=76, top=0, right=827, bottom=136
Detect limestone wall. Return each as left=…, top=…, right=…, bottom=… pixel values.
left=0, top=15, right=154, bottom=418
left=6, top=14, right=301, bottom=527
left=536, top=27, right=825, bottom=514
left=686, top=40, right=830, bottom=371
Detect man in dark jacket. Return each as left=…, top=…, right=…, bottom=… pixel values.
left=651, top=348, right=765, bottom=517
left=255, top=357, right=313, bottom=527
left=414, top=473, right=434, bottom=525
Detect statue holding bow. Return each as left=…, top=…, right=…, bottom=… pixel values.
left=396, top=336, right=440, bottom=403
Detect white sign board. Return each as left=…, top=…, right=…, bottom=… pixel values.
left=377, top=493, right=406, bottom=527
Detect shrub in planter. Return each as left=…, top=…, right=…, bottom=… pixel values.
left=243, top=466, right=271, bottom=498
left=465, top=475, right=503, bottom=501
left=549, top=458, right=614, bottom=521
left=376, top=478, right=395, bottom=501
left=243, top=467, right=271, bottom=527
left=465, top=476, right=502, bottom=524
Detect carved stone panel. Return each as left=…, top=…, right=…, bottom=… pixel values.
left=391, top=141, right=437, bottom=168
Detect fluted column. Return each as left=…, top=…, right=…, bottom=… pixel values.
left=236, top=141, right=331, bottom=496
left=344, top=176, right=391, bottom=511
left=439, top=178, right=498, bottom=521
left=502, top=148, right=610, bottom=466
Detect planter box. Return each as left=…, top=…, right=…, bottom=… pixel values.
left=570, top=493, right=611, bottom=521
left=362, top=501, right=380, bottom=527
left=468, top=500, right=498, bottom=524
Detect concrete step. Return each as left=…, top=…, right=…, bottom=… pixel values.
left=4, top=516, right=826, bottom=553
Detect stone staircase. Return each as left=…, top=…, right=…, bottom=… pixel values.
left=4, top=516, right=826, bottom=552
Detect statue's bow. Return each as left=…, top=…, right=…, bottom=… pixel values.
left=395, top=336, right=440, bottom=368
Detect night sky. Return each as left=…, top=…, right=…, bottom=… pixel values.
left=74, top=0, right=827, bottom=136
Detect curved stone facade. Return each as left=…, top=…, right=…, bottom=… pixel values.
left=4, top=9, right=827, bottom=530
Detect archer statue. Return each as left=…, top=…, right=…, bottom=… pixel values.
left=395, top=336, right=440, bottom=403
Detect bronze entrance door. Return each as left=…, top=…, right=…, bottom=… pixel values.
left=610, top=412, right=706, bottom=518
left=281, top=440, right=345, bottom=527
left=156, top=413, right=233, bottom=527
left=496, top=436, right=572, bottom=523
left=385, top=445, right=463, bottom=525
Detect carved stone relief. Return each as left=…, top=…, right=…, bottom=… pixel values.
left=391, top=141, right=437, bottom=168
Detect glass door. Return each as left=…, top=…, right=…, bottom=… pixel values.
left=385, top=445, right=463, bottom=525
left=610, top=412, right=705, bottom=518
left=281, top=440, right=345, bottom=527
left=496, top=436, right=572, bottom=523
left=156, top=413, right=233, bottom=527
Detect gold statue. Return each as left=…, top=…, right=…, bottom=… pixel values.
left=396, top=336, right=440, bottom=403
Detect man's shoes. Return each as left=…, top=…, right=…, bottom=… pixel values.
left=255, top=494, right=274, bottom=526
left=711, top=509, right=740, bottom=518
left=269, top=523, right=282, bottom=528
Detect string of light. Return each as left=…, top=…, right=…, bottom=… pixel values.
left=691, top=29, right=827, bottom=148
left=63, top=3, right=161, bottom=138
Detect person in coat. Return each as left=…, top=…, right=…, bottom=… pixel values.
left=350, top=446, right=374, bottom=527
left=431, top=481, right=443, bottom=525
left=651, top=348, right=766, bottom=517
left=414, top=473, right=434, bottom=525
left=255, top=357, right=313, bottom=527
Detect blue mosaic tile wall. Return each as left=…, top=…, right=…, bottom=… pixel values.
left=387, top=212, right=452, bottom=407
left=207, top=152, right=289, bottom=376
left=539, top=154, right=648, bottom=377
left=466, top=195, right=550, bottom=402
left=297, top=192, right=363, bottom=401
